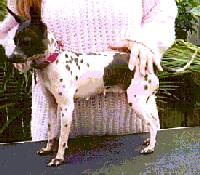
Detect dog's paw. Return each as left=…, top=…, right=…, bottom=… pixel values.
left=143, top=138, right=150, bottom=146
left=140, top=145, right=154, bottom=154
left=48, top=158, right=64, bottom=167
left=37, top=148, right=53, bottom=155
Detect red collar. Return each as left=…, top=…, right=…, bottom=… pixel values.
left=47, top=40, right=64, bottom=63
left=47, top=52, right=59, bottom=63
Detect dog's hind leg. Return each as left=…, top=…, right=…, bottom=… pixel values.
left=37, top=88, right=59, bottom=155
left=141, top=95, right=160, bottom=153
left=129, top=95, right=159, bottom=153
left=143, top=95, right=160, bottom=146
left=127, top=72, right=160, bottom=154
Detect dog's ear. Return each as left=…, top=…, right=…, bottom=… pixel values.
left=30, top=6, right=42, bottom=24
left=7, top=7, right=24, bottom=23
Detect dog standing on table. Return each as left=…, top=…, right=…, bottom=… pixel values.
left=8, top=7, right=161, bottom=166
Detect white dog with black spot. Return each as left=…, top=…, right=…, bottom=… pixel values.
left=6, top=7, right=180, bottom=167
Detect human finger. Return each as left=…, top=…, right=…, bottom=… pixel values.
left=147, top=55, right=153, bottom=74
left=128, top=45, right=139, bottom=71
left=139, top=47, right=148, bottom=75
left=153, top=55, right=163, bottom=71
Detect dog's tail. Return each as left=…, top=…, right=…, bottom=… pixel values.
left=162, top=49, right=198, bottom=73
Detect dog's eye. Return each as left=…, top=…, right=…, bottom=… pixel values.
left=23, top=37, right=32, bottom=44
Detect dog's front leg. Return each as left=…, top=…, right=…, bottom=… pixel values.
left=37, top=89, right=59, bottom=155
left=48, top=94, right=74, bottom=167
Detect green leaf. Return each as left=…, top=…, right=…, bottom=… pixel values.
left=190, top=6, right=200, bottom=17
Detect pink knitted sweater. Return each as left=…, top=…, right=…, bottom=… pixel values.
left=0, top=0, right=177, bottom=141
left=1, top=0, right=177, bottom=54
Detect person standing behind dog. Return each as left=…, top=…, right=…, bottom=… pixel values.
left=0, top=0, right=177, bottom=141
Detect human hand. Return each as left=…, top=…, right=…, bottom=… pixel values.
left=0, top=26, right=8, bottom=39
left=0, top=32, right=7, bottom=39
left=109, top=40, right=163, bottom=75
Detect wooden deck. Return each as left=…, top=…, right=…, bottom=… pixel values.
left=0, top=127, right=199, bottom=174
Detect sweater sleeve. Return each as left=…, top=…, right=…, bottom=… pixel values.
left=0, top=0, right=18, bottom=35
left=124, top=0, right=178, bottom=56
left=0, top=0, right=18, bottom=55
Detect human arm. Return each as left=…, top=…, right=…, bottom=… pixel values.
left=110, top=0, right=178, bottom=75
left=0, top=0, right=18, bottom=38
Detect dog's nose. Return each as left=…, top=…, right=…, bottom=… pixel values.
left=8, top=54, right=26, bottom=63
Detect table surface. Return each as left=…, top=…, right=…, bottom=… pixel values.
left=0, top=127, right=199, bottom=175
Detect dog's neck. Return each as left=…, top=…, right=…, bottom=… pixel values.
left=47, top=33, right=64, bottom=57
left=31, top=33, right=64, bottom=69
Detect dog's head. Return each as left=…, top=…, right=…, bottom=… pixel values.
left=7, top=7, right=48, bottom=63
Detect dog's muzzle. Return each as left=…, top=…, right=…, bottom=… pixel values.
left=8, top=53, right=26, bottom=63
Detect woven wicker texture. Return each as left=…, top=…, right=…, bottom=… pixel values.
left=72, top=92, right=149, bottom=137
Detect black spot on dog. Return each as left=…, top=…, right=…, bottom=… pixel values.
left=64, top=124, right=68, bottom=127
left=88, top=52, right=99, bottom=55
left=60, top=79, right=63, bottom=82
left=48, top=123, right=51, bottom=131
left=134, top=95, right=137, bottom=98
left=152, top=91, right=156, bottom=95
left=146, top=96, right=150, bottom=102
left=106, top=86, right=111, bottom=89
left=66, top=65, right=70, bottom=71
left=63, top=85, right=66, bottom=88
left=144, top=74, right=148, bottom=81
left=74, top=58, right=79, bottom=66
left=65, top=54, right=68, bottom=58
left=75, top=89, right=78, bottom=93
left=59, top=92, right=62, bottom=96
left=75, top=76, right=78, bottom=81
left=103, top=52, right=134, bottom=90
left=56, top=60, right=59, bottom=64
left=63, top=143, right=66, bottom=148
left=74, top=52, right=82, bottom=57
left=66, top=60, right=72, bottom=63
left=144, top=85, right=148, bottom=90
left=80, top=59, right=83, bottom=63
left=128, top=103, right=132, bottom=107
left=70, top=56, right=74, bottom=62
left=148, top=79, right=152, bottom=83
left=86, top=63, right=90, bottom=67
left=78, top=65, right=80, bottom=70
left=65, top=108, right=67, bottom=111
left=70, top=71, right=72, bottom=75
left=51, top=38, right=54, bottom=44
left=62, top=113, right=64, bottom=117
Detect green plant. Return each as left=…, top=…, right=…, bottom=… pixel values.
left=0, top=1, right=32, bottom=141
left=190, top=5, right=200, bottom=17
left=175, top=0, right=199, bottom=39
left=0, top=0, right=6, bottom=21
left=158, top=40, right=200, bottom=108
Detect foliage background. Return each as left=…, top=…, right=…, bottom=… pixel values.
left=175, top=0, right=200, bottom=39
left=0, top=0, right=32, bottom=142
